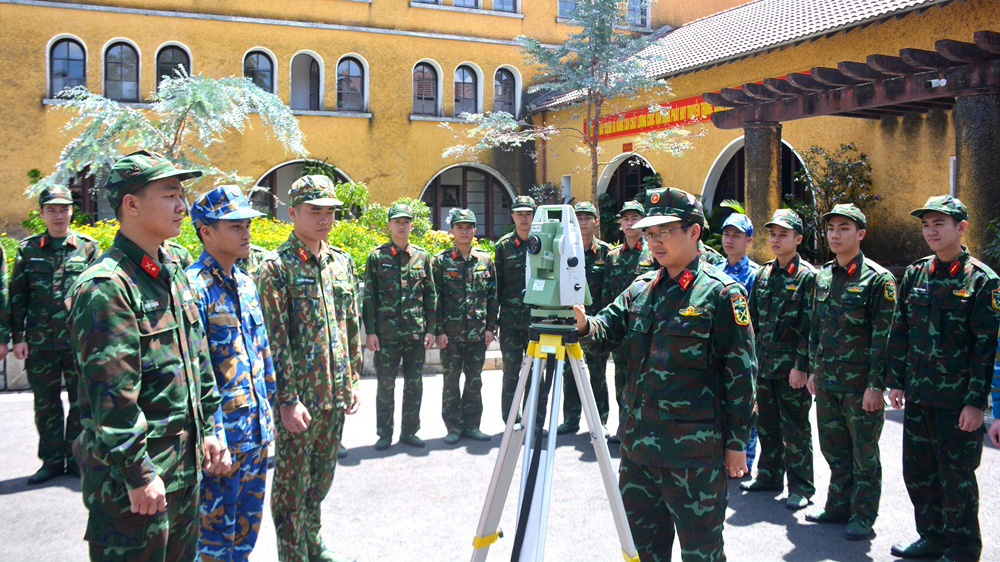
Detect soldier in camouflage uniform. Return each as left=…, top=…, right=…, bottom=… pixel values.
left=186, top=185, right=275, bottom=562
left=257, top=175, right=361, bottom=562
left=67, top=150, right=225, bottom=561
left=432, top=209, right=499, bottom=444
left=805, top=203, right=895, bottom=541
left=363, top=201, right=436, bottom=451
left=494, top=195, right=536, bottom=423
left=886, top=195, right=1000, bottom=562
left=235, top=243, right=270, bottom=278
left=7, top=185, right=101, bottom=484
left=557, top=201, right=613, bottom=435
left=163, top=238, right=195, bottom=268
left=0, top=244, right=7, bottom=364
left=741, top=209, right=816, bottom=511
left=601, top=200, right=657, bottom=443
left=576, top=187, right=756, bottom=562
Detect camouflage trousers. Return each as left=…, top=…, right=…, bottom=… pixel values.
left=902, top=401, right=983, bottom=561
left=440, top=340, right=486, bottom=433
left=84, top=475, right=199, bottom=561
left=26, top=348, right=80, bottom=467
left=499, top=329, right=529, bottom=424
left=199, top=445, right=269, bottom=562
left=611, top=350, right=628, bottom=408
left=272, top=407, right=345, bottom=562
left=619, top=455, right=728, bottom=562
left=375, top=339, right=424, bottom=439
left=561, top=351, right=610, bottom=427
left=815, top=386, right=883, bottom=526
left=755, top=376, right=815, bottom=497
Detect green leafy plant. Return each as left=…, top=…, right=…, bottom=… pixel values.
left=528, top=181, right=564, bottom=205
left=983, top=216, right=1000, bottom=268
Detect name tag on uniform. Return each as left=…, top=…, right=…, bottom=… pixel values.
left=143, top=298, right=167, bottom=312
left=29, top=257, right=46, bottom=262
left=295, top=276, right=316, bottom=285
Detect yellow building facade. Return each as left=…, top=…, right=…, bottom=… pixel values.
left=0, top=0, right=744, bottom=236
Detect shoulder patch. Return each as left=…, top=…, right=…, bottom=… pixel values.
left=992, top=288, right=1000, bottom=311
left=884, top=280, right=897, bottom=302
left=731, top=293, right=750, bottom=326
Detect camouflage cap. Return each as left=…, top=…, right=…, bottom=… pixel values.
left=765, top=208, right=804, bottom=233
left=633, top=187, right=705, bottom=229
left=388, top=202, right=413, bottom=220
left=618, top=200, right=645, bottom=217
left=38, top=186, right=73, bottom=206
left=289, top=175, right=343, bottom=207
left=574, top=201, right=599, bottom=217
left=511, top=196, right=536, bottom=211
left=448, top=208, right=476, bottom=226
left=722, top=213, right=754, bottom=236
left=190, top=184, right=264, bottom=229
left=910, top=194, right=968, bottom=221
left=105, top=150, right=203, bottom=210
left=822, top=203, right=867, bottom=229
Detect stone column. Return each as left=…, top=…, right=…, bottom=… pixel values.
left=743, top=122, right=783, bottom=262
left=955, top=93, right=1000, bottom=269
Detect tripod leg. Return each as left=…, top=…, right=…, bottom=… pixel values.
left=566, top=350, right=640, bottom=561
left=470, top=352, right=534, bottom=562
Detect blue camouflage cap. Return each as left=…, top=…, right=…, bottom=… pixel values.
left=190, top=184, right=264, bottom=229
left=721, top=213, right=754, bottom=236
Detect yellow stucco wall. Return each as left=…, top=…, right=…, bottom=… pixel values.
left=540, top=0, right=996, bottom=265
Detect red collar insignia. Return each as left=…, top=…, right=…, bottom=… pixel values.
left=40, top=236, right=47, bottom=248
left=679, top=269, right=694, bottom=290
left=949, top=259, right=961, bottom=276
left=390, top=245, right=397, bottom=257
left=297, top=247, right=310, bottom=263
left=591, top=240, right=598, bottom=253
left=636, top=240, right=643, bottom=251
left=930, top=259, right=937, bottom=274
left=140, top=255, right=160, bottom=277
left=786, top=260, right=796, bottom=275
left=514, top=237, right=521, bottom=247
left=452, top=248, right=459, bottom=259
left=847, top=261, right=858, bottom=277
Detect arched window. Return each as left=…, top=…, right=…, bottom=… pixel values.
left=337, top=57, right=364, bottom=111
left=50, top=38, right=86, bottom=97
left=244, top=51, right=274, bottom=93
left=309, top=59, right=320, bottom=110
left=454, top=65, right=477, bottom=115
left=413, top=63, right=438, bottom=116
left=156, top=46, right=190, bottom=90
left=493, top=69, right=515, bottom=114
left=105, top=42, right=139, bottom=101
left=290, top=52, right=320, bottom=110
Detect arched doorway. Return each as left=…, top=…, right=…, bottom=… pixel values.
left=253, top=159, right=351, bottom=221
left=598, top=153, right=657, bottom=208
left=420, top=164, right=514, bottom=239
left=702, top=137, right=809, bottom=209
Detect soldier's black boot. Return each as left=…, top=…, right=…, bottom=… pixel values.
left=27, top=463, right=64, bottom=485
left=64, top=460, right=81, bottom=479
left=890, top=537, right=944, bottom=559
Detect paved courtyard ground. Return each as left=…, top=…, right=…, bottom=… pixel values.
left=1, top=368, right=998, bottom=561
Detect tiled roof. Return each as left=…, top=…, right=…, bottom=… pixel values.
left=529, top=0, right=952, bottom=112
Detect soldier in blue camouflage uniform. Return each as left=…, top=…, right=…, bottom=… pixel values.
left=557, top=201, right=613, bottom=435
left=186, top=185, right=276, bottom=562
left=805, top=203, right=895, bottom=541
left=719, top=213, right=761, bottom=474
left=257, top=175, right=361, bottom=562
left=886, top=195, right=1000, bottom=562
left=494, top=195, right=537, bottom=423
left=741, top=209, right=816, bottom=510
left=601, top=200, right=657, bottom=443
left=7, top=185, right=101, bottom=484
left=432, top=208, right=498, bottom=444
left=576, top=187, right=756, bottom=562
left=364, top=201, right=437, bottom=451
left=68, top=150, right=225, bottom=561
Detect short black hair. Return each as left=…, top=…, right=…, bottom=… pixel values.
left=114, top=183, right=153, bottom=221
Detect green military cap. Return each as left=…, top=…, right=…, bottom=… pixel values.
left=388, top=201, right=413, bottom=220
left=105, top=150, right=203, bottom=210
left=289, top=175, right=343, bottom=206
left=38, top=186, right=73, bottom=206
left=574, top=201, right=599, bottom=217
left=618, top=200, right=645, bottom=217
left=633, top=187, right=705, bottom=229
left=910, top=194, right=968, bottom=221
left=765, top=208, right=804, bottom=233
left=511, top=196, right=536, bottom=211
left=448, top=208, right=476, bottom=225
left=822, top=203, right=866, bottom=229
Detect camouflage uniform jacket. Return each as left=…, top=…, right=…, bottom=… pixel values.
left=602, top=238, right=657, bottom=307
left=700, top=240, right=727, bottom=267
left=431, top=245, right=499, bottom=342
left=749, top=254, right=816, bottom=377
left=68, top=232, right=222, bottom=492
left=810, top=251, right=896, bottom=393
left=186, top=251, right=276, bottom=452
left=163, top=239, right=195, bottom=268
left=8, top=230, right=101, bottom=349
left=886, top=249, right=1000, bottom=411
left=635, top=240, right=724, bottom=275
left=362, top=241, right=436, bottom=342
left=234, top=243, right=270, bottom=279
left=583, top=238, right=614, bottom=315
left=0, top=245, right=7, bottom=343
left=493, top=231, right=530, bottom=334
left=585, top=258, right=757, bottom=469
left=257, top=233, right=360, bottom=411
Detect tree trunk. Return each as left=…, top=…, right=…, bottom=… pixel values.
left=589, top=98, right=602, bottom=203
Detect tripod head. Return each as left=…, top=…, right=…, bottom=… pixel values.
left=522, top=205, right=592, bottom=328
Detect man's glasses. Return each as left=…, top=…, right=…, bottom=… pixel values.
left=643, top=225, right=686, bottom=243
